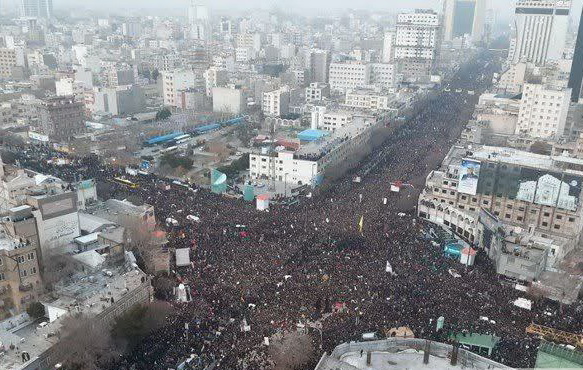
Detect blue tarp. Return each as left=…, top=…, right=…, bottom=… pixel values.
left=145, top=132, right=183, bottom=145
left=298, top=129, right=328, bottom=142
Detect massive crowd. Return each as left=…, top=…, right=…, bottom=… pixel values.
left=8, top=50, right=583, bottom=369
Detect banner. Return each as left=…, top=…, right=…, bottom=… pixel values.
left=458, top=159, right=481, bottom=195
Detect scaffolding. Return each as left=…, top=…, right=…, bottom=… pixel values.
left=526, top=323, right=583, bottom=349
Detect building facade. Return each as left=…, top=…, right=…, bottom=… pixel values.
left=38, top=96, right=85, bottom=142
left=515, top=83, right=571, bottom=139
left=509, top=0, right=570, bottom=65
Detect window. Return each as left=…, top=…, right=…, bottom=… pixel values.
left=505, top=214, right=511, bottom=219
left=543, top=212, right=550, bottom=217
left=20, top=270, right=27, bottom=277
left=569, top=217, right=575, bottom=222
left=554, top=225, right=560, bottom=230
left=31, top=267, right=37, bottom=274
left=0, top=272, right=4, bottom=280
left=556, top=215, right=562, bottom=220
left=27, top=252, right=34, bottom=260
left=542, top=222, right=548, bottom=227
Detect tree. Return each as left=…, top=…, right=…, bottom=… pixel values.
left=111, top=302, right=173, bottom=350
left=156, top=108, right=172, bottom=121
left=57, top=315, right=120, bottom=370
left=42, top=249, right=82, bottom=291
left=160, top=153, right=193, bottom=170
left=26, top=302, right=45, bottom=319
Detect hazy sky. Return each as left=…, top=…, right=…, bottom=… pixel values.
left=3, top=0, right=583, bottom=19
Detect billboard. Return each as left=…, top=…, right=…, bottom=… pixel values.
left=515, top=170, right=581, bottom=211
left=458, top=159, right=481, bottom=195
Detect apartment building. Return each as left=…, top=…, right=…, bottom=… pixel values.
left=262, top=87, right=290, bottom=117
left=204, top=67, right=228, bottom=97
left=329, top=62, right=370, bottom=93
left=345, top=90, right=391, bottom=110
left=0, top=48, right=19, bottom=79
left=515, top=83, right=571, bottom=139
left=509, top=0, right=570, bottom=65
left=0, top=205, right=43, bottom=319
left=305, top=82, right=330, bottom=103
left=250, top=116, right=377, bottom=186
left=38, top=96, right=85, bottom=142
left=162, top=69, right=199, bottom=108
left=418, top=145, right=583, bottom=250
left=394, top=10, right=440, bottom=79
left=236, top=32, right=261, bottom=52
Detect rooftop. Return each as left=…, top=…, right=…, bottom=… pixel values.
left=315, top=339, right=509, bottom=370
left=295, top=115, right=376, bottom=160
left=0, top=266, right=147, bottom=370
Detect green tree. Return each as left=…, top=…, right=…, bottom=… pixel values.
left=26, top=302, right=45, bottom=319
left=111, top=302, right=173, bottom=349
left=156, top=108, right=172, bottom=121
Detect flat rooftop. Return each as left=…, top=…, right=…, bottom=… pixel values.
left=295, top=115, right=375, bottom=159
left=0, top=266, right=147, bottom=370
left=444, top=145, right=583, bottom=176
left=315, top=339, right=509, bottom=370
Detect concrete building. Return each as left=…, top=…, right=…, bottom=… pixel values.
left=236, top=32, right=261, bottom=52
left=162, top=70, right=198, bottom=108
left=394, top=10, right=440, bottom=80
left=568, top=8, right=583, bottom=102
left=250, top=115, right=377, bottom=186
left=509, top=0, right=571, bottom=65
left=92, top=85, right=146, bottom=116
left=345, top=90, right=391, bottom=110
left=262, top=87, right=290, bottom=117
left=305, top=83, right=330, bottom=103
left=19, top=0, right=52, bottom=18
left=0, top=206, right=43, bottom=320
left=176, top=89, right=205, bottom=111
left=515, top=83, right=571, bottom=140
left=442, top=0, right=487, bottom=43
left=329, top=61, right=370, bottom=93
left=319, top=111, right=353, bottom=132
left=370, top=63, right=397, bottom=90
left=382, top=31, right=395, bottom=63
left=212, top=86, right=244, bottom=114
left=106, top=67, right=135, bottom=87
left=38, top=96, right=85, bottom=142
left=309, top=49, right=331, bottom=84
left=204, top=67, right=228, bottom=97
left=418, top=145, right=583, bottom=254
left=0, top=48, right=21, bottom=79
left=315, top=338, right=508, bottom=370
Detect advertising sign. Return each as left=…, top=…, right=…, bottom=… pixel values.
left=458, top=159, right=481, bottom=195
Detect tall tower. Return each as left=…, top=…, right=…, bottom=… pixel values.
left=510, top=0, right=571, bottom=65
left=568, top=8, right=583, bottom=102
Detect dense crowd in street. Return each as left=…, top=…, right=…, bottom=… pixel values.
left=8, top=51, right=583, bottom=369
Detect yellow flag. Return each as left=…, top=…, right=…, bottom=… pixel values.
left=358, top=215, right=364, bottom=234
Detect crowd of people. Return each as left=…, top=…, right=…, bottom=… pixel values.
left=8, top=50, right=583, bottom=370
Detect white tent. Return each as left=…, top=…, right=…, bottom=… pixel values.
left=175, top=248, right=191, bottom=267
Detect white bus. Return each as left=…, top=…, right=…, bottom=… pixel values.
left=160, top=146, right=178, bottom=154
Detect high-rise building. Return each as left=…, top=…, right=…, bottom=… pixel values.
left=309, top=50, right=331, bottom=84
left=19, top=0, right=52, bottom=18
left=443, top=0, right=486, bottom=43
left=39, top=96, right=85, bottom=142
left=382, top=31, right=395, bottom=63
left=515, top=83, right=572, bottom=139
left=568, top=8, right=583, bottom=102
left=394, top=10, right=440, bottom=79
left=509, top=0, right=570, bottom=65
left=188, top=2, right=210, bottom=41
